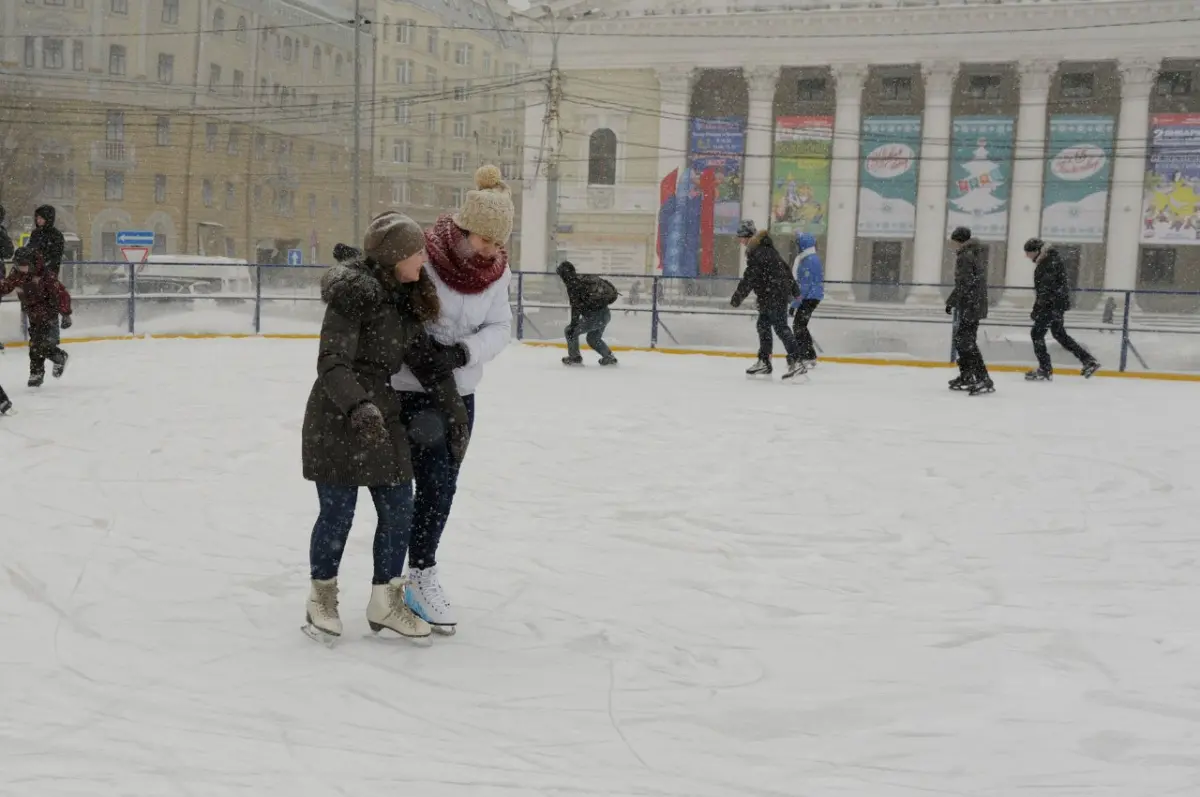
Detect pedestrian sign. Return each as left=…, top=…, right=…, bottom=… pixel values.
left=286, top=249, right=303, bottom=266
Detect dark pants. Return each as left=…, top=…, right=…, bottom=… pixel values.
left=1032, top=311, right=1094, bottom=372
left=791, top=299, right=821, bottom=360
left=756, top=307, right=801, bottom=361
left=28, top=322, right=67, bottom=378
left=309, top=482, right=415, bottom=584
left=398, top=391, right=477, bottom=569
left=954, top=316, right=989, bottom=382
left=565, top=308, right=613, bottom=360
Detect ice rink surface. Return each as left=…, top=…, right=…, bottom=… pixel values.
left=3, top=338, right=1200, bottom=797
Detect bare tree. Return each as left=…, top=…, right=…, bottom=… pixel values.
left=0, top=80, right=48, bottom=223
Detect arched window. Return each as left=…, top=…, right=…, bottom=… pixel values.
left=313, top=47, right=322, bottom=71
left=382, top=16, right=390, bottom=42
left=587, top=128, right=617, bottom=186
left=283, top=36, right=293, bottom=61
left=212, top=8, right=225, bottom=35
left=335, top=54, right=343, bottom=77
left=236, top=16, right=247, bottom=42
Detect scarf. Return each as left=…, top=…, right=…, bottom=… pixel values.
left=424, top=214, right=508, bottom=295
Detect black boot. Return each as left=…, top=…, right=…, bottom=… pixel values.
left=948, top=374, right=975, bottom=391
left=562, top=355, right=583, bottom=367
left=1081, top=360, right=1100, bottom=379
left=746, top=358, right=773, bottom=376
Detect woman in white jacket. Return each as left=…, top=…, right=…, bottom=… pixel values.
left=391, top=165, right=513, bottom=634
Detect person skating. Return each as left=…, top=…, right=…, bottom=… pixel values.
left=28, top=205, right=65, bottom=278
left=731, top=220, right=805, bottom=379
left=301, top=211, right=471, bottom=645
left=0, top=247, right=72, bottom=388
left=557, top=260, right=618, bottom=366
left=0, top=205, right=12, bottom=353
left=1022, top=238, right=1100, bottom=381
left=946, top=226, right=993, bottom=395
left=389, top=165, right=514, bottom=635
left=790, top=231, right=824, bottom=367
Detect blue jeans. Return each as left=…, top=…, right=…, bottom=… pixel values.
left=309, top=483, right=415, bottom=584
left=565, top=308, right=613, bottom=359
left=398, top=391, right=477, bottom=569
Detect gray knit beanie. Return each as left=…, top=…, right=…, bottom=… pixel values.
left=363, top=211, right=425, bottom=264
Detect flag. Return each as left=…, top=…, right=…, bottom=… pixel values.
left=657, top=169, right=679, bottom=272
left=680, top=167, right=701, bottom=278
left=698, top=167, right=716, bottom=276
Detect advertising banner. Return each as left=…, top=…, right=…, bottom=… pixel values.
left=689, top=117, right=745, bottom=236
left=770, top=116, right=833, bottom=239
left=1142, top=113, right=1200, bottom=246
left=857, top=116, right=922, bottom=239
left=946, top=116, right=1014, bottom=242
left=1040, top=115, right=1115, bottom=244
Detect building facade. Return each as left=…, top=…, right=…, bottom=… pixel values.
left=519, top=0, right=1200, bottom=311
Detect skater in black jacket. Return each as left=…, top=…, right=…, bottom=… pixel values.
left=557, top=261, right=618, bottom=366
left=946, top=226, right=993, bottom=395
left=731, top=221, right=805, bottom=379
left=1023, top=238, right=1100, bottom=381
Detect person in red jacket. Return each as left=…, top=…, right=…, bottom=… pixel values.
left=0, top=246, right=72, bottom=387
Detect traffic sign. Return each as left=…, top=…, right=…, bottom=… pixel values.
left=116, top=230, right=155, bottom=247
left=120, top=246, right=150, bottom=265
left=286, top=248, right=303, bottom=266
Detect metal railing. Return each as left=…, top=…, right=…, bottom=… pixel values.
left=4, top=261, right=1200, bottom=374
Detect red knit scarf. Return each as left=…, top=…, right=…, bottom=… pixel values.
left=424, top=214, right=508, bottom=295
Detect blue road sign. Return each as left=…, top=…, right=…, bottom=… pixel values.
left=116, top=230, right=155, bottom=247
left=287, top=249, right=303, bottom=266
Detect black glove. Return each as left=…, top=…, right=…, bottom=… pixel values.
left=349, top=401, right=388, bottom=446
left=945, top=304, right=954, bottom=316
left=60, top=314, right=72, bottom=329
left=788, top=305, right=796, bottom=317
left=448, top=420, right=471, bottom=466
left=431, top=340, right=469, bottom=370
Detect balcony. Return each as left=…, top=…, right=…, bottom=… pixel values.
left=90, top=140, right=137, bottom=170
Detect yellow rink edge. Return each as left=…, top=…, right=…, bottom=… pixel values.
left=1, top=332, right=1198, bottom=383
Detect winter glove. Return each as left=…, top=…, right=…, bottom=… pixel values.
left=788, top=305, right=796, bottom=317
left=448, top=419, right=471, bottom=466
left=430, top=340, right=469, bottom=370
left=349, top=401, right=389, bottom=446
left=60, top=314, right=72, bottom=329
left=945, top=304, right=954, bottom=316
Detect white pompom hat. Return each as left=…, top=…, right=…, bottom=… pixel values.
left=453, top=165, right=514, bottom=245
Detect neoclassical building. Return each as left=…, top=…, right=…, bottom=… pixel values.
left=518, top=0, right=1200, bottom=310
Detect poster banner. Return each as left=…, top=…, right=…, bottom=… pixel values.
left=1040, top=115, right=1115, bottom=244
left=689, top=117, right=745, bottom=236
left=770, top=116, right=833, bottom=239
left=857, top=116, right=922, bottom=239
left=946, top=116, right=1014, bottom=242
left=1142, top=113, right=1200, bottom=246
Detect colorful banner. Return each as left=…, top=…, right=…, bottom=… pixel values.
left=689, top=117, right=745, bottom=236
left=1040, top=115, right=1115, bottom=244
left=657, top=169, right=678, bottom=271
left=857, top=116, right=922, bottom=239
left=946, top=116, right=1014, bottom=242
left=770, top=116, right=833, bottom=239
left=698, top=168, right=716, bottom=275
left=1142, top=113, right=1200, bottom=246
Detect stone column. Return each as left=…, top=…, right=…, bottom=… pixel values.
left=742, top=66, right=779, bottom=244
left=1004, top=59, right=1056, bottom=300
left=518, top=84, right=550, bottom=271
left=653, top=66, right=693, bottom=270
left=1104, top=57, right=1159, bottom=293
left=910, top=60, right=958, bottom=302
left=825, top=64, right=868, bottom=294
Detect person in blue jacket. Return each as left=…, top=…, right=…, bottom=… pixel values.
left=789, top=232, right=824, bottom=365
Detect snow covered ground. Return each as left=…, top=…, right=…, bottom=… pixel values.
left=2, top=339, right=1200, bottom=797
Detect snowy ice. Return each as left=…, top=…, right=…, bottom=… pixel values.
left=2, top=339, right=1200, bottom=796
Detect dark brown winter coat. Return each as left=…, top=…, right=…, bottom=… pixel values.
left=302, top=260, right=468, bottom=486
left=947, top=239, right=989, bottom=321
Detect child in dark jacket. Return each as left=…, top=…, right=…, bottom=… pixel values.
left=0, top=247, right=72, bottom=387
left=732, top=221, right=805, bottom=379
left=557, top=260, right=618, bottom=366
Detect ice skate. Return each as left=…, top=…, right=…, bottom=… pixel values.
left=781, top=357, right=808, bottom=380
left=1024, top=368, right=1052, bottom=382
left=968, top=377, right=995, bottom=396
left=803, top=359, right=819, bottom=370
left=562, top=355, right=584, bottom=367
left=0, top=397, right=13, bottom=416
left=302, top=577, right=342, bottom=646
left=27, top=373, right=43, bottom=388
left=745, top=358, right=773, bottom=377
left=1081, top=360, right=1100, bottom=379
left=366, top=577, right=431, bottom=641
left=52, top=352, right=69, bottom=379
left=948, top=375, right=975, bottom=391
left=405, top=565, right=456, bottom=635
left=598, top=355, right=619, bottom=366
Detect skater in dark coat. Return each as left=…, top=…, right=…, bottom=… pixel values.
left=28, top=205, right=65, bottom=277
left=1023, top=238, right=1100, bottom=381
left=946, top=226, right=993, bottom=395
left=731, top=221, right=805, bottom=378
left=557, top=260, right=618, bottom=366
left=301, top=211, right=470, bottom=643
left=0, top=247, right=72, bottom=387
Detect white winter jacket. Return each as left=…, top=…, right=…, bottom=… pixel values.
left=390, top=265, right=512, bottom=396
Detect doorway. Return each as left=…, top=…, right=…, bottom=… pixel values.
left=869, top=240, right=903, bottom=302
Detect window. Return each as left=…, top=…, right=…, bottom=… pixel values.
left=105, top=171, right=124, bottom=200
left=451, top=152, right=466, bottom=172
left=255, top=133, right=266, bottom=160
left=501, top=162, right=518, bottom=180
left=203, top=179, right=214, bottom=207
left=43, top=38, right=64, bottom=69
left=72, top=40, right=84, bottom=71
left=110, top=0, right=127, bottom=13
left=106, top=110, right=124, bottom=141
left=483, top=51, right=492, bottom=74
left=501, top=129, right=513, bottom=150
left=426, top=66, right=438, bottom=87
left=392, top=139, right=412, bottom=163
left=335, top=54, right=343, bottom=77
left=453, top=115, right=468, bottom=138
left=451, top=188, right=465, bottom=207
left=381, top=16, right=390, bottom=42
left=162, top=0, right=178, bottom=24
left=427, top=29, right=438, bottom=54
left=331, top=197, right=340, bottom=216
left=967, top=74, right=1002, bottom=100
left=153, top=233, right=167, bottom=255
left=313, top=47, right=322, bottom=71
left=397, top=20, right=414, bottom=44
left=308, top=194, right=316, bottom=218
left=454, top=83, right=469, bottom=102
left=797, top=78, right=826, bottom=101
left=454, top=44, right=472, bottom=66
left=425, top=149, right=434, bottom=168
left=232, top=69, right=244, bottom=96
left=209, top=63, right=221, bottom=92
left=236, top=16, right=247, bottom=42
left=155, top=174, right=167, bottom=203
left=212, top=8, right=225, bottom=34
left=102, top=232, right=117, bottom=261
left=382, top=57, right=390, bottom=82
left=396, top=60, right=413, bottom=85
left=307, top=145, right=316, bottom=165
left=880, top=76, right=912, bottom=101
left=253, top=185, right=262, bottom=204
left=587, top=128, right=617, bottom=186
left=157, top=53, right=174, bottom=83
left=1140, top=248, right=1176, bottom=287
left=23, top=38, right=34, bottom=68
left=258, top=78, right=267, bottom=102
left=108, top=45, right=126, bottom=75
left=156, top=116, right=170, bottom=146
left=1061, top=72, right=1094, bottom=99
left=228, top=128, right=241, bottom=155
left=225, top=238, right=236, bottom=258
left=427, top=112, right=438, bottom=132
left=395, top=100, right=411, bottom=124
left=1156, top=71, right=1192, bottom=97
left=205, top=123, right=218, bottom=152
left=283, top=37, right=293, bottom=61
left=392, top=180, right=410, bottom=204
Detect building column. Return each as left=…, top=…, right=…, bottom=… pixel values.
left=826, top=64, right=868, bottom=294
left=910, top=60, right=958, bottom=302
left=1104, top=57, right=1159, bottom=293
left=653, top=66, right=693, bottom=271
left=1004, top=59, right=1056, bottom=299
left=518, top=84, right=550, bottom=271
left=742, top=66, right=779, bottom=245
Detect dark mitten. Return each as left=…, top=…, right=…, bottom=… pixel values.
left=945, top=304, right=953, bottom=316
left=430, top=340, right=469, bottom=369
left=448, top=420, right=471, bottom=466
left=349, top=402, right=388, bottom=445
left=60, top=314, right=72, bottom=329
left=425, top=377, right=470, bottom=463
left=788, top=305, right=796, bottom=317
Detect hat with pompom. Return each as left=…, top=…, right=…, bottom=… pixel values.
left=453, top=165, right=514, bottom=245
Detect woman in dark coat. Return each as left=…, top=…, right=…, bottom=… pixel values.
left=301, top=211, right=470, bottom=644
